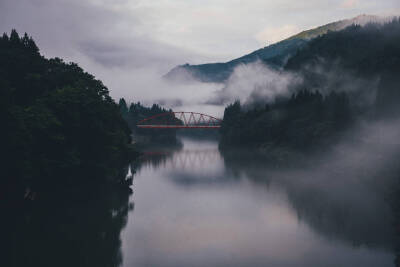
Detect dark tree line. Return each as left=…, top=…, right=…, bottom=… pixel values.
left=118, top=99, right=172, bottom=128
left=0, top=30, right=134, bottom=191
left=220, top=90, right=351, bottom=149
left=118, top=99, right=179, bottom=143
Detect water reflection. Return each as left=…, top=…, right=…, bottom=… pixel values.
left=122, top=137, right=398, bottom=267
left=5, top=137, right=400, bottom=267
left=220, top=144, right=400, bottom=250
left=136, top=139, right=226, bottom=186
left=3, top=183, right=132, bottom=267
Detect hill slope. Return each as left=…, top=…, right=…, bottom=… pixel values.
left=219, top=18, right=400, bottom=148
left=165, top=15, right=388, bottom=83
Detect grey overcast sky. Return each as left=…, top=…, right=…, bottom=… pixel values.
left=0, top=0, right=399, bottom=107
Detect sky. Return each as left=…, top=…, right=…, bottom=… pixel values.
left=0, top=0, right=399, bottom=115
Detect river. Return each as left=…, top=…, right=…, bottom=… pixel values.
left=120, top=137, right=397, bottom=267
left=5, top=137, right=399, bottom=266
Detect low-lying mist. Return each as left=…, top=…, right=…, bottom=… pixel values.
left=220, top=116, right=400, bottom=250
left=204, top=59, right=380, bottom=111
left=107, top=54, right=382, bottom=122
left=206, top=61, right=302, bottom=107
left=91, top=63, right=226, bottom=117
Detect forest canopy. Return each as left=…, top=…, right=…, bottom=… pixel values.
left=220, top=19, right=400, bottom=150
left=0, top=30, right=133, bottom=189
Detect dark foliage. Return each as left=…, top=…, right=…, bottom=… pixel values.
left=286, top=19, right=400, bottom=74
left=0, top=30, right=133, bottom=189
left=2, top=181, right=132, bottom=267
left=118, top=99, right=179, bottom=143
left=220, top=90, right=352, bottom=150
left=286, top=18, right=400, bottom=117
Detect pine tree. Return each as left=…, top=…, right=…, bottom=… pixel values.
left=119, top=98, right=128, bottom=115
left=9, top=29, right=19, bottom=44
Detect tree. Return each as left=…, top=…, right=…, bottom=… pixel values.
left=0, top=30, right=134, bottom=189
left=9, top=29, right=19, bottom=44
left=119, top=98, right=129, bottom=116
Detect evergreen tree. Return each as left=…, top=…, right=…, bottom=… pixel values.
left=9, top=29, right=19, bottom=44
left=0, top=30, right=134, bottom=190
left=119, top=98, right=129, bottom=115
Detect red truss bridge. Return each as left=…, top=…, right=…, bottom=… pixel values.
left=137, top=112, right=222, bottom=129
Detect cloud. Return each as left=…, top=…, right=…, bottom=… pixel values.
left=206, top=55, right=381, bottom=111
left=294, top=57, right=381, bottom=112
left=0, top=0, right=398, bottom=116
left=0, top=0, right=222, bottom=101
left=255, top=25, right=300, bottom=45
left=207, top=61, right=301, bottom=106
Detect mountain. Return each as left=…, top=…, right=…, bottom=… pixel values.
left=165, top=15, right=389, bottom=83
left=219, top=18, right=400, bottom=149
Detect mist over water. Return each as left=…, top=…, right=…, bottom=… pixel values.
left=4, top=129, right=399, bottom=267
left=119, top=137, right=398, bottom=267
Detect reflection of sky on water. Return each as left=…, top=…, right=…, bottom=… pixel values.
left=121, top=137, right=395, bottom=267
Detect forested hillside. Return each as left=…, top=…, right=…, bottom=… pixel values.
left=220, top=19, right=400, bottom=150
left=0, top=30, right=133, bottom=190
left=286, top=18, right=400, bottom=117
left=165, top=15, right=386, bottom=83
left=166, top=38, right=307, bottom=82
left=220, top=90, right=351, bottom=149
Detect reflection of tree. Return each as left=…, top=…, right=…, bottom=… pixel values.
left=220, top=146, right=400, bottom=252
left=284, top=178, right=394, bottom=249
left=3, top=183, right=133, bottom=267
left=387, top=172, right=400, bottom=266
left=132, top=142, right=184, bottom=172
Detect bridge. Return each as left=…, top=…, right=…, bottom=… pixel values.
left=137, top=112, right=222, bottom=129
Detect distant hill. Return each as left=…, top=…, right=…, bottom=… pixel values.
left=165, top=15, right=390, bottom=83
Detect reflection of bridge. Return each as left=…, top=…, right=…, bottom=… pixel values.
left=141, top=149, right=221, bottom=171
left=137, top=112, right=222, bottom=129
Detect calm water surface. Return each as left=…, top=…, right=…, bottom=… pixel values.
left=5, top=137, right=398, bottom=266
left=120, top=137, right=396, bottom=267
